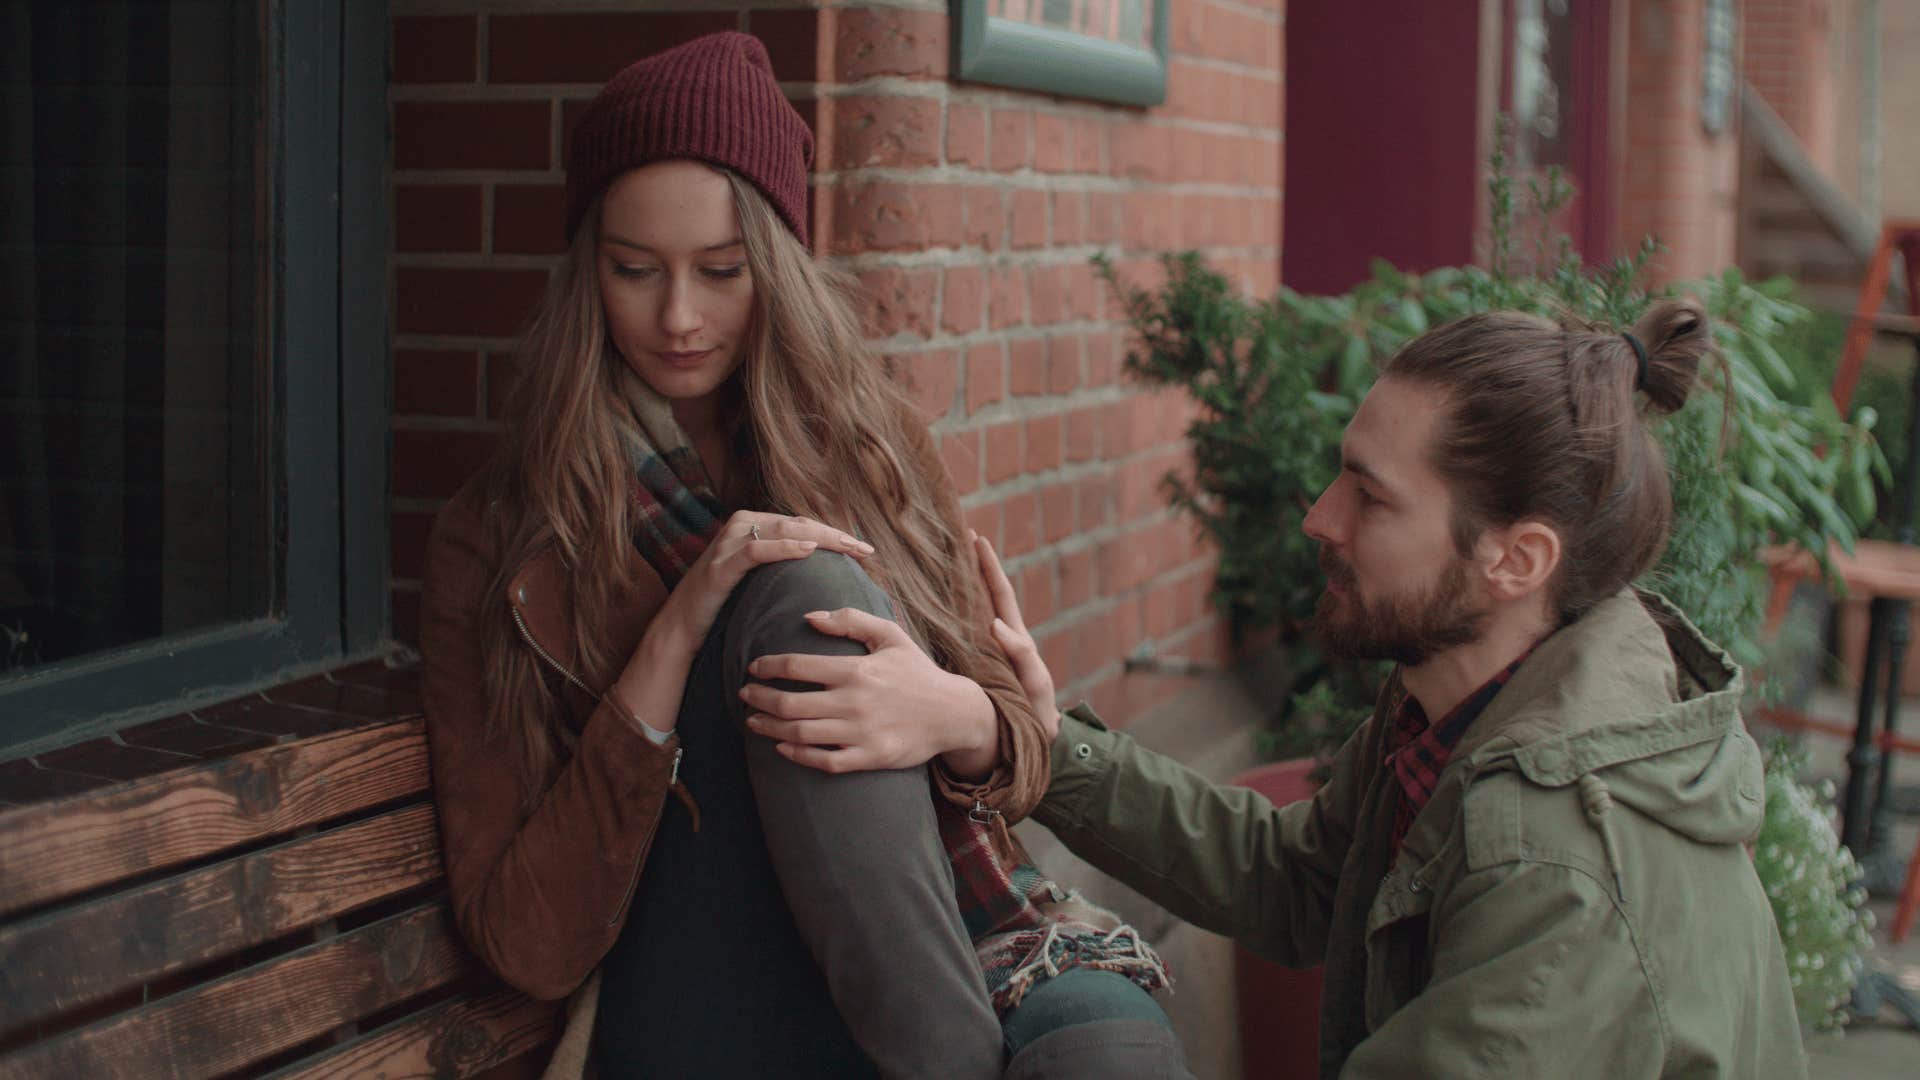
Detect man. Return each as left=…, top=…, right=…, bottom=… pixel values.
left=755, top=302, right=1807, bottom=1076
left=996, top=302, right=1806, bottom=1076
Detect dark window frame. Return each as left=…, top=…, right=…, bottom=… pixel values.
left=0, top=0, right=389, bottom=752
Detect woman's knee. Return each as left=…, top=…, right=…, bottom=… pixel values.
left=725, top=551, right=892, bottom=660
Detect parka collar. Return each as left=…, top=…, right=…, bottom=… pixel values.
left=1453, top=588, right=1744, bottom=785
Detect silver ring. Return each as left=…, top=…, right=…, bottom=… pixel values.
left=749, top=523, right=762, bottom=541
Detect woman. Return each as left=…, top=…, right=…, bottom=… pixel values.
left=420, top=31, right=1180, bottom=1079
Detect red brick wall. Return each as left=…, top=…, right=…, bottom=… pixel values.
left=1743, top=0, right=1840, bottom=171
left=388, top=2, right=1286, bottom=728
left=1618, top=0, right=1741, bottom=282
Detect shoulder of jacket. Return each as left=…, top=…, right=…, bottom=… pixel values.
left=1460, top=768, right=1608, bottom=882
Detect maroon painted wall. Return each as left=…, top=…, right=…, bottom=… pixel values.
left=1281, top=2, right=1485, bottom=295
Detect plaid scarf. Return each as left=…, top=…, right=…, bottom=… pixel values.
left=618, top=381, right=1167, bottom=1013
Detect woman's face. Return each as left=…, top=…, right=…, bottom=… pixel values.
left=596, top=161, right=756, bottom=408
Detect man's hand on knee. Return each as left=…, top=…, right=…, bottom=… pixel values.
left=742, top=607, right=993, bottom=774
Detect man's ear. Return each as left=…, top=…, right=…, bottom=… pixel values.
left=1476, top=521, right=1561, bottom=602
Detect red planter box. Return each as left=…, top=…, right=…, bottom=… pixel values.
left=1231, top=758, right=1325, bottom=1080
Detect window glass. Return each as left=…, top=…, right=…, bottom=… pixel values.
left=1, top=0, right=269, bottom=677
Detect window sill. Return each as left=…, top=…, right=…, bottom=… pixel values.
left=0, top=660, right=422, bottom=810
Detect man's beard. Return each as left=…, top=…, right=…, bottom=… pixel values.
left=1312, top=548, right=1488, bottom=666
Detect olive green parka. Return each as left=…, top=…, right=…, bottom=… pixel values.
left=1037, top=590, right=1807, bottom=1078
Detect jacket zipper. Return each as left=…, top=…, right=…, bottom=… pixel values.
left=606, top=748, right=677, bottom=927
left=508, top=604, right=599, bottom=698
left=508, top=599, right=679, bottom=928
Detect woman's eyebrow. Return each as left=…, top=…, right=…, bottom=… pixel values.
left=601, top=234, right=744, bottom=253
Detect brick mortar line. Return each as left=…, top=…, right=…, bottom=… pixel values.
left=1035, top=559, right=1218, bottom=638
left=1164, top=53, right=1285, bottom=80
left=790, top=80, right=949, bottom=101
left=394, top=252, right=563, bottom=269
left=887, top=110, right=1290, bottom=143
left=1028, top=562, right=1216, bottom=643
left=934, top=383, right=1163, bottom=429
left=395, top=333, right=523, bottom=350
left=960, top=455, right=1198, bottom=518
left=479, top=183, right=496, bottom=256
left=822, top=167, right=1283, bottom=193
left=956, top=442, right=1200, bottom=506
left=874, top=326, right=1181, bottom=367
left=824, top=243, right=1283, bottom=272
left=1059, top=611, right=1222, bottom=700
left=937, top=423, right=1193, bottom=464
left=390, top=84, right=595, bottom=102
left=877, top=315, right=1132, bottom=344
left=1013, top=544, right=1216, bottom=599
left=393, top=415, right=507, bottom=433
left=962, top=501, right=1188, bottom=560
left=475, top=7, right=491, bottom=81
left=473, top=344, right=493, bottom=418
left=1194, top=0, right=1288, bottom=25
left=840, top=182, right=1284, bottom=205
left=1046, top=558, right=1219, bottom=636
left=939, top=82, right=1275, bottom=116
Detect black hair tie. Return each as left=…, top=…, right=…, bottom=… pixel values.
left=1622, top=333, right=1649, bottom=391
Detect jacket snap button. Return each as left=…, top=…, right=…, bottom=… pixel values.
left=1073, top=743, right=1093, bottom=761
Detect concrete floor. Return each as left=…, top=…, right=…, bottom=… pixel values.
left=1015, top=664, right=1267, bottom=1080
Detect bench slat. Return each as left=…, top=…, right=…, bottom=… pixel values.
left=267, top=988, right=561, bottom=1080
left=0, top=719, right=428, bottom=918
left=0, top=902, right=472, bottom=1080
left=0, top=802, right=443, bottom=1036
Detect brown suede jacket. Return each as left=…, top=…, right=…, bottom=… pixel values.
left=418, top=411, right=1049, bottom=1012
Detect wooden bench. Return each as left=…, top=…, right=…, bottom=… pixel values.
left=0, top=663, right=560, bottom=1078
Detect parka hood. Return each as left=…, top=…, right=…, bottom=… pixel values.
left=1456, top=589, right=1765, bottom=847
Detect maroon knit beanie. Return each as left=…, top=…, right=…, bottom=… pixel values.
left=566, top=31, right=813, bottom=248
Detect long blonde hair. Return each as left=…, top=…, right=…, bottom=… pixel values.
left=480, top=170, right=983, bottom=797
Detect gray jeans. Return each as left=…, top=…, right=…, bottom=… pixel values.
left=596, top=552, right=1189, bottom=1079
left=724, top=553, right=1006, bottom=1078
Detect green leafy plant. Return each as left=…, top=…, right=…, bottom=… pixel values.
left=1754, top=738, right=1874, bottom=1032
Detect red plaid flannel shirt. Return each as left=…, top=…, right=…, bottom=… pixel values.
left=1384, top=648, right=1536, bottom=851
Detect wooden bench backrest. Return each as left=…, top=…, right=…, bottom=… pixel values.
left=0, top=713, right=560, bottom=1078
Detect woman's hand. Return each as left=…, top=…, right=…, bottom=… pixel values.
left=970, top=531, right=1060, bottom=742
left=610, top=511, right=873, bottom=735
left=655, top=511, right=874, bottom=653
left=741, top=609, right=999, bottom=778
